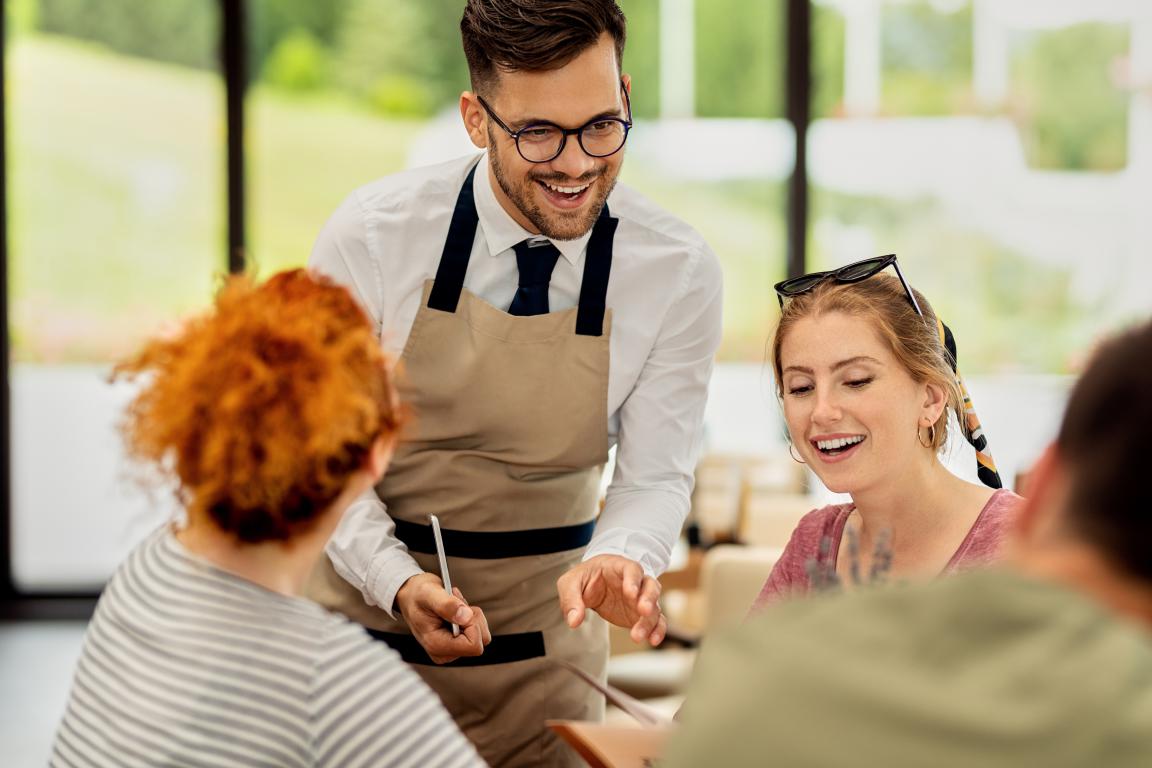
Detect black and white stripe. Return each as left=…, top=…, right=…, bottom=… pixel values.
left=51, top=528, right=484, bottom=767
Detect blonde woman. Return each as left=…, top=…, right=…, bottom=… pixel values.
left=752, top=255, right=1022, bottom=609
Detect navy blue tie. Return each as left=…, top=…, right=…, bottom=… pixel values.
left=507, top=239, right=561, bottom=316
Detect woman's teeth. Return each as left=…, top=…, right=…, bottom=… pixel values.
left=816, top=436, right=865, bottom=453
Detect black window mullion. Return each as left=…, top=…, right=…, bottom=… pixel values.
left=2, top=0, right=14, bottom=607
left=785, top=0, right=811, bottom=280
left=223, top=0, right=248, bottom=274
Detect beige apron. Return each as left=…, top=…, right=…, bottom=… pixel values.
left=307, top=161, right=617, bottom=766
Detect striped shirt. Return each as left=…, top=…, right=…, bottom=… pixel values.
left=50, top=527, right=485, bottom=767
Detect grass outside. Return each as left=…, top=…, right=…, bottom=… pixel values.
left=9, top=35, right=223, bottom=362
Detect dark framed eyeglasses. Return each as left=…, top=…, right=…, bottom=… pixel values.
left=478, top=82, right=633, bottom=164
left=773, top=254, right=923, bottom=316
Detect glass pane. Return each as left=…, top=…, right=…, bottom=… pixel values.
left=808, top=0, right=1152, bottom=489
left=8, top=0, right=223, bottom=589
left=248, top=0, right=471, bottom=273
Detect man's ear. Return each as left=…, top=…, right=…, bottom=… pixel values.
left=459, top=91, right=488, bottom=149
left=622, top=72, right=632, bottom=93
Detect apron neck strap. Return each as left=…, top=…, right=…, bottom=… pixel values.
left=427, top=163, right=480, bottom=313
left=574, top=204, right=616, bottom=337
left=427, top=159, right=617, bottom=337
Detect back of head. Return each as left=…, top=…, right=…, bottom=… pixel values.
left=115, top=269, right=402, bottom=543
left=1056, top=319, right=1152, bottom=582
left=771, top=273, right=962, bottom=453
left=460, top=0, right=627, bottom=95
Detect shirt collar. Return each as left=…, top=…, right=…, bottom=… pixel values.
left=473, top=154, right=592, bottom=266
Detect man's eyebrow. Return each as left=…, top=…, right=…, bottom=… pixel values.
left=511, top=104, right=623, bottom=130
left=782, top=356, right=883, bottom=375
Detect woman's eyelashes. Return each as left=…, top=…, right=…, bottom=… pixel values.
left=786, top=375, right=874, bottom=396
left=786, top=381, right=813, bottom=396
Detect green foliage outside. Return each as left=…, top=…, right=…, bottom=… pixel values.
left=811, top=190, right=1095, bottom=374
left=1011, top=23, right=1130, bottom=171
left=811, top=0, right=845, bottom=118
left=36, top=0, right=217, bottom=69
left=332, top=0, right=468, bottom=116
left=250, top=0, right=349, bottom=79
left=8, top=36, right=222, bottom=362
left=617, top=0, right=661, bottom=118
left=261, top=28, right=329, bottom=92
left=695, top=0, right=783, bottom=117
left=881, top=0, right=973, bottom=116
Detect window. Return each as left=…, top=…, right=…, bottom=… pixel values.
left=7, top=0, right=223, bottom=589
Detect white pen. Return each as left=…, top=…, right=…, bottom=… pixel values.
left=429, top=514, right=460, bottom=637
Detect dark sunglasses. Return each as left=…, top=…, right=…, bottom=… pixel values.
left=773, top=254, right=923, bottom=316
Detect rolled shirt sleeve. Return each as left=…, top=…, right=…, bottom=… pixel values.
left=310, top=192, right=421, bottom=616
left=325, top=489, right=425, bottom=618
left=584, top=242, right=724, bottom=578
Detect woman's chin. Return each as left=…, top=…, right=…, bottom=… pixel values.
left=811, top=471, right=855, bottom=496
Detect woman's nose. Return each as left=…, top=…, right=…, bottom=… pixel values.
left=811, top=389, right=842, bottom=425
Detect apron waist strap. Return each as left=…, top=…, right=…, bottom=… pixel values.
left=368, top=629, right=546, bottom=666
left=393, top=518, right=596, bottom=559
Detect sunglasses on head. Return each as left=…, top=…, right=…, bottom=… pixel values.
left=773, top=254, right=923, bottom=316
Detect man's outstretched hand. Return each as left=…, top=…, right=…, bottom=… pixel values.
left=557, top=555, right=666, bottom=646
left=395, top=573, right=492, bottom=664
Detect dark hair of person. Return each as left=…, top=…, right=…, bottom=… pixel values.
left=460, top=0, right=627, bottom=95
left=1056, top=319, right=1152, bottom=581
left=113, top=269, right=404, bottom=543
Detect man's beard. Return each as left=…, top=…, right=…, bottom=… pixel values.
left=488, top=128, right=618, bottom=241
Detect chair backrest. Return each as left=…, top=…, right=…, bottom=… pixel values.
left=699, top=544, right=783, bottom=630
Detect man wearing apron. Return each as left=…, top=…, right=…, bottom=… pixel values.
left=305, top=1, right=722, bottom=764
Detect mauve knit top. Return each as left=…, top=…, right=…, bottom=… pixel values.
left=751, top=488, right=1024, bottom=612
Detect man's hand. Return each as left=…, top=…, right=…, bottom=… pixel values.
left=557, top=555, right=666, bottom=646
left=394, top=573, right=491, bottom=664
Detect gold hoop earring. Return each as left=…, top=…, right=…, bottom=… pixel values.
left=917, top=423, right=936, bottom=448
left=789, top=443, right=806, bottom=464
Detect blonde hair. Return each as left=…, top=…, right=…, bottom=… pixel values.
left=771, top=273, right=962, bottom=453
left=114, top=269, right=404, bottom=542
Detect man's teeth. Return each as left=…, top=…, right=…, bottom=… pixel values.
left=544, top=182, right=589, bottom=194
left=816, top=436, right=864, bottom=451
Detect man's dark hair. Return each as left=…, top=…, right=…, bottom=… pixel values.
left=1057, top=318, right=1152, bottom=581
left=460, top=0, right=626, bottom=95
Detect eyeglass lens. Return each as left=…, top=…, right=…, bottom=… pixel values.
left=518, top=121, right=628, bottom=162
left=835, top=256, right=892, bottom=281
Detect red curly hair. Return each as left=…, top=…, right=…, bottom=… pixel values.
left=114, top=269, right=403, bottom=543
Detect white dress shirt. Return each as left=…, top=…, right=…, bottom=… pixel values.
left=310, top=153, right=723, bottom=614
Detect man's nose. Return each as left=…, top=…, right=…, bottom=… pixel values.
left=546, top=134, right=598, bottom=180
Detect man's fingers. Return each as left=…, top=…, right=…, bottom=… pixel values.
left=630, top=610, right=662, bottom=644
left=647, top=614, right=668, bottom=647
left=472, top=605, right=492, bottom=645
left=637, top=576, right=661, bottom=616
left=557, top=569, right=589, bottom=628
left=417, top=625, right=485, bottom=663
left=621, top=559, right=643, bottom=602
left=425, top=584, right=473, bottom=625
